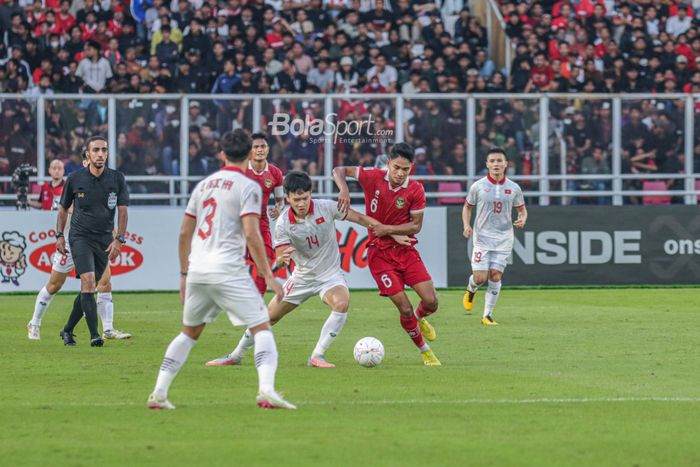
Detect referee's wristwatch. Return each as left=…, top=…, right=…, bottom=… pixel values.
left=116, top=235, right=127, bottom=244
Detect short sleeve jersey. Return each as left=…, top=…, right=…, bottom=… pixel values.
left=274, top=199, right=346, bottom=283
left=40, top=180, right=65, bottom=210
left=354, top=167, right=426, bottom=249
left=466, top=175, right=525, bottom=252
left=59, top=167, right=129, bottom=239
left=245, top=161, right=284, bottom=229
left=185, top=166, right=262, bottom=282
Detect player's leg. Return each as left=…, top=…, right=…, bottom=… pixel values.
left=402, top=249, right=438, bottom=341
left=28, top=269, right=68, bottom=339
left=309, top=283, right=350, bottom=367
left=387, top=290, right=440, bottom=366
left=464, top=248, right=490, bottom=312
left=149, top=282, right=214, bottom=409
left=97, top=267, right=132, bottom=339
left=482, top=267, right=504, bottom=326
left=206, top=292, right=298, bottom=366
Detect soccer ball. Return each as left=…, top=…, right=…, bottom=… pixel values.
left=353, top=337, right=384, bottom=367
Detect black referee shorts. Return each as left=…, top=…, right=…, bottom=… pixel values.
left=69, top=235, right=112, bottom=281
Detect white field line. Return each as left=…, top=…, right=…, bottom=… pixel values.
left=8, top=396, right=700, bottom=408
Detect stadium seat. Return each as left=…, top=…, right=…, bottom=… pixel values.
left=437, top=182, right=465, bottom=205
left=642, top=181, right=671, bottom=205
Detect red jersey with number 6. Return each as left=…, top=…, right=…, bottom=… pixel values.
left=355, top=167, right=426, bottom=249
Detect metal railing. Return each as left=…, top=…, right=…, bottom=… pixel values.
left=0, top=92, right=698, bottom=206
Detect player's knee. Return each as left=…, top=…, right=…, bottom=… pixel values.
left=97, top=281, right=112, bottom=293
left=424, top=295, right=438, bottom=311
left=81, top=279, right=96, bottom=292
left=334, top=300, right=350, bottom=313
left=46, top=281, right=61, bottom=294
left=474, top=274, right=488, bottom=286
left=397, top=303, right=414, bottom=317
left=489, top=270, right=502, bottom=282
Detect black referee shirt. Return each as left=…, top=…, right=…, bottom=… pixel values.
left=60, top=167, right=129, bottom=238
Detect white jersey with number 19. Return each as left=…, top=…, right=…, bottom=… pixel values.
left=185, top=166, right=262, bottom=283
left=466, top=175, right=525, bottom=252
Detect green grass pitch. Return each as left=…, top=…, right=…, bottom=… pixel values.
left=1, top=289, right=699, bottom=467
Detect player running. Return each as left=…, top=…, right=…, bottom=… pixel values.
left=244, top=132, right=285, bottom=294
left=462, top=147, right=527, bottom=325
left=148, top=129, right=295, bottom=410
left=206, top=171, right=410, bottom=369
left=333, top=142, right=442, bottom=366
left=28, top=158, right=130, bottom=341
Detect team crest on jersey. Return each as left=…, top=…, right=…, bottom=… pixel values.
left=395, top=197, right=406, bottom=209
left=374, top=190, right=380, bottom=197
left=107, top=192, right=117, bottom=209
left=264, top=178, right=273, bottom=188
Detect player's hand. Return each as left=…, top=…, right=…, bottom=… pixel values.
left=390, top=235, right=415, bottom=246
left=277, top=247, right=295, bottom=268
left=463, top=225, right=473, bottom=238
left=105, top=240, right=122, bottom=261
left=56, top=237, right=66, bottom=255
left=514, top=218, right=526, bottom=229
left=266, top=275, right=284, bottom=299
left=179, top=275, right=186, bottom=304
left=371, top=223, right=392, bottom=237
left=337, top=189, right=350, bottom=213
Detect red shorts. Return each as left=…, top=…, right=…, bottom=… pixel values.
left=246, top=228, right=275, bottom=295
left=367, top=245, right=432, bottom=296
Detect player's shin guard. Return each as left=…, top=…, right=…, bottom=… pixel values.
left=63, top=294, right=84, bottom=333
left=400, top=314, right=426, bottom=349
left=80, top=292, right=99, bottom=339
left=96, top=292, right=114, bottom=332
left=230, top=329, right=255, bottom=361
left=31, top=286, right=55, bottom=326
left=154, top=332, right=196, bottom=398
left=414, top=301, right=438, bottom=319
left=312, top=311, right=347, bottom=358
left=253, top=330, right=278, bottom=394
left=484, top=280, right=502, bottom=318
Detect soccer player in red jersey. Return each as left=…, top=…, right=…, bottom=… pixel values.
left=333, top=142, right=441, bottom=366
left=29, top=159, right=65, bottom=211
left=244, top=132, right=285, bottom=294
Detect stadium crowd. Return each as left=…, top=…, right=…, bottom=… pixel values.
left=0, top=0, right=698, bottom=204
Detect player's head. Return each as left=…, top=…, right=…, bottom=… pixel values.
left=220, top=129, right=252, bottom=163
left=387, top=142, right=414, bottom=187
left=83, top=135, right=108, bottom=168
left=49, top=159, right=64, bottom=181
left=485, top=146, right=508, bottom=176
left=283, top=171, right=312, bottom=217
left=250, top=132, right=270, bottom=163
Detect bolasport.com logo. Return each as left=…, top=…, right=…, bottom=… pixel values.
left=27, top=229, right=145, bottom=276
left=268, top=113, right=393, bottom=145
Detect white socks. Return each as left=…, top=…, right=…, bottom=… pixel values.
left=484, top=280, right=502, bottom=318
left=30, top=287, right=55, bottom=326
left=253, top=330, right=278, bottom=394
left=229, top=329, right=255, bottom=361
left=154, top=332, right=197, bottom=398
left=97, top=292, right=114, bottom=332
left=312, top=311, right=347, bottom=358
left=467, top=275, right=479, bottom=293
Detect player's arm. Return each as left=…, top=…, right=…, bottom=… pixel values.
left=244, top=215, right=284, bottom=298
left=178, top=214, right=196, bottom=304
left=514, top=204, right=528, bottom=229
left=344, top=207, right=377, bottom=229
left=462, top=202, right=474, bottom=238
left=332, top=166, right=359, bottom=213
left=107, top=175, right=130, bottom=261
left=371, top=211, right=424, bottom=237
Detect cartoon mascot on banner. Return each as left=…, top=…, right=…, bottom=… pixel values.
left=0, top=231, right=28, bottom=286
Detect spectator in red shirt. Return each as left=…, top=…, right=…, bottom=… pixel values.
left=55, top=0, right=76, bottom=35
left=29, top=159, right=65, bottom=211
left=526, top=52, right=554, bottom=92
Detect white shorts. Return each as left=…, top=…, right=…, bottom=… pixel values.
left=471, top=248, right=511, bottom=272
left=183, top=277, right=269, bottom=328
left=282, top=272, right=347, bottom=306
left=51, top=248, right=74, bottom=274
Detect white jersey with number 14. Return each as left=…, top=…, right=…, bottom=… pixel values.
left=185, top=166, right=262, bottom=283
left=466, top=175, right=525, bottom=252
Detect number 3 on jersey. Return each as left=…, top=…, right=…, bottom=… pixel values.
left=198, top=197, right=217, bottom=240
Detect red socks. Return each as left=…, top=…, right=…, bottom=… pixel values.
left=415, top=301, right=437, bottom=319
left=400, top=314, right=425, bottom=348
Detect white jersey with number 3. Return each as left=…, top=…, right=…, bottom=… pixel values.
left=466, top=175, right=525, bottom=252
left=185, top=166, right=262, bottom=282
left=274, top=199, right=347, bottom=283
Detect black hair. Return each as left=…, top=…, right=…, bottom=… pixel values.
left=83, top=135, right=107, bottom=159
left=389, top=142, right=415, bottom=162
left=251, top=132, right=268, bottom=143
left=486, top=146, right=507, bottom=160
left=283, top=171, right=312, bottom=194
left=220, top=129, right=252, bottom=162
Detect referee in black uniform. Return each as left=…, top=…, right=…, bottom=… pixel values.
left=56, top=136, right=129, bottom=346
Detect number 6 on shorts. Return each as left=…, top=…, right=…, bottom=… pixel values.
left=380, top=274, right=393, bottom=288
